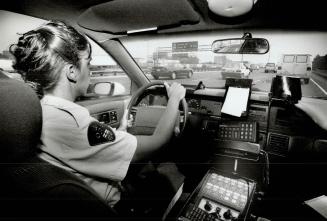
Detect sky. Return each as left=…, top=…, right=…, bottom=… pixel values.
left=2, top=10, right=327, bottom=66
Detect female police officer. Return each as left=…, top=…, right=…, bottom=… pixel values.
left=10, top=21, right=185, bottom=209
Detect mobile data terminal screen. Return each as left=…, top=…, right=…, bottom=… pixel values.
left=221, top=78, right=253, bottom=117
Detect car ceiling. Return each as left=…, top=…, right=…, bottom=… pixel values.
left=1, top=0, right=327, bottom=40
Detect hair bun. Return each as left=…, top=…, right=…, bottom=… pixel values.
left=9, top=21, right=90, bottom=92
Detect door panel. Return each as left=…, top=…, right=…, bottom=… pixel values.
left=77, top=95, right=131, bottom=128
left=282, top=55, right=295, bottom=74
left=294, top=55, right=308, bottom=75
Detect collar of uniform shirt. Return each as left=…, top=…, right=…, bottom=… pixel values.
left=41, top=95, right=90, bottom=128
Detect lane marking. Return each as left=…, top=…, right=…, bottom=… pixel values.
left=310, top=78, right=327, bottom=95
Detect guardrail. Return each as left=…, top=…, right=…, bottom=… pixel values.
left=313, top=68, right=327, bottom=79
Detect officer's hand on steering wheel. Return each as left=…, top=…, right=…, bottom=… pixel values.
left=164, top=82, right=186, bottom=102
left=118, top=109, right=134, bottom=131
left=127, top=81, right=188, bottom=137
left=164, top=82, right=186, bottom=136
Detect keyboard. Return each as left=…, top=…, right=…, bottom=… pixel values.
left=218, top=122, right=257, bottom=143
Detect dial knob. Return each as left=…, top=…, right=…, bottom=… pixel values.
left=204, top=201, right=212, bottom=211
left=215, top=206, right=221, bottom=214
left=223, top=209, right=232, bottom=219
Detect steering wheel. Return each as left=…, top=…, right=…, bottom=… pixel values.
left=127, top=81, right=188, bottom=136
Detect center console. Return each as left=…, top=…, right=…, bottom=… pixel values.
left=177, top=169, right=256, bottom=221
left=175, top=119, right=261, bottom=220
left=173, top=79, right=265, bottom=220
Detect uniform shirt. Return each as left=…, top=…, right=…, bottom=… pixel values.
left=38, top=95, right=137, bottom=206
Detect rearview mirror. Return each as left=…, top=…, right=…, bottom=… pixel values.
left=212, top=38, right=269, bottom=54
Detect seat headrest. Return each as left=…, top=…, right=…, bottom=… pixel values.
left=0, top=74, right=42, bottom=163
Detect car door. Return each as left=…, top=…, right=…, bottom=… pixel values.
left=282, top=55, right=296, bottom=74
left=76, top=39, right=132, bottom=129
left=294, top=55, right=309, bottom=75
left=160, top=67, right=169, bottom=76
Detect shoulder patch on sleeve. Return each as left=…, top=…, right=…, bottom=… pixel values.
left=88, top=121, right=116, bottom=146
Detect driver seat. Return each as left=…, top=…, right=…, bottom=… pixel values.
left=0, top=72, right=117, bottom=220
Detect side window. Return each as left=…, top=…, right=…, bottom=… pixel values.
left=283, top=55, right=295, bottom=63
left=0, top=11, right=42, bottom=81
left=87, top=39, right=131, bottom=97
left=296, top=55, right=308, bottom=63
left=0, top=10, right=131, bottom=98
left=0, top=54, right=20, bottom=80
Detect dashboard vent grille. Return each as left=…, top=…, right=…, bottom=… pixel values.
left=249, top=105, right=267, bottom=122
left=267, top=133, right=289, bottom=154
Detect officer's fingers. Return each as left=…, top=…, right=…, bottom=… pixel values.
left=170, top=83, right=184, bottom=97
left=174, top=126, right=180, bottom=136
left=168, top=83, right=176, bottom=92
left=164, top=81, right=170, bottom=91
left=118, top=110, right=129, bottom=131
left=164, top=81, right=173, bottom=97
left=128, top=114, right=134, bottom=122
left=121, top=109, right=129, bottom=124
left=127, top=114, right=133, bottom=127
left=164, top=82, right=170, bottom=90
left=170, top=82, right=179, bottom=88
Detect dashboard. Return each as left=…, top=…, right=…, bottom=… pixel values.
left=137, top=89, right=327, bottom=159
left=187, top=97, right=268, bottom=122
left=186, top=96, right=327, bottom=156
left=186, top=96, right=268, bottom=130
left=134, top=88, right=327, bottom=221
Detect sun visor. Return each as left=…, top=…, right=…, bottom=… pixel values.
left=77, top=0, right=200, bottom=34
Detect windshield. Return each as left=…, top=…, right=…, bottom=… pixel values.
left=122, top=30, right=327, bottom=99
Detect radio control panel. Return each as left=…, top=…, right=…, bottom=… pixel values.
left=177, top=169, right=256, bottom=221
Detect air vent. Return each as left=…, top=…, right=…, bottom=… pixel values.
left=249, top=105, right=267, bottom=122
left=267, top=133, right=290, bottom=154
left=250, top=106, right=267, bottom=112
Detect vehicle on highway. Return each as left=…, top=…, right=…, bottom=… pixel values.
left=221, top=62, right=250, bottom=79
left=250, top=64, right=260, bottom=72
left=150, top=66, right=193, bottom=80
left=264, top=62, right=277, bottom=73
left=1, top=0, right=327, bottom=220
left=278, top=54, right=312, bottom=84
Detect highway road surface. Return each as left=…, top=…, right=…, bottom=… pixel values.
left=91, top=69, right=327, bottom=99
